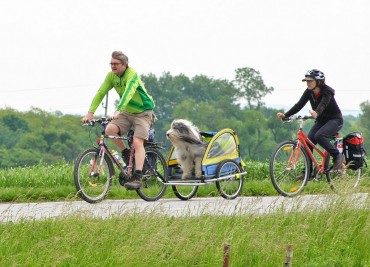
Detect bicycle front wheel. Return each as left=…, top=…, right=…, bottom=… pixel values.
left=136, top=147, right=168, bottom=201
left=270, top=140, right=310, bottom=197
left=74, top=148, right=114, bottom=203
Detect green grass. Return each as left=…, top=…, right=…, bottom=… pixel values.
left=0, top=161, right=369, bottom=202
left=0, top=162, right=369, bottom=265
left=0, top=196, right=369, bottom=266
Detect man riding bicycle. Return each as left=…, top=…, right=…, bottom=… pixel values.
left=276, top=69, right=344, bottom=178
left=82, top=51, right=155, bottom=190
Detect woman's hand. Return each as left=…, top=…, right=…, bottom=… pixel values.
left=276, top=112, right=285, bottom=119
left=309, top=110, right=318, bottom=119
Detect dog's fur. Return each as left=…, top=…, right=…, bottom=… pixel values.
left=166, top=119, right=207, bottom=179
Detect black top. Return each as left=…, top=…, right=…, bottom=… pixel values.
left=284, top=84, right=343, bottom=123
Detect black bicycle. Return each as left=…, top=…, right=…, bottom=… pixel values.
left=74, top=118, right=168, bottom=203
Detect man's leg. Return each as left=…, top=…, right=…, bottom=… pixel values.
left=124, top=138, right=146, bottom=190
left=107, top=114, right=132, bottom=164
left=106, top=124, right=127, bottom=151
left=124, top=110, right=153, bottom=190
left=132, top=137, right=145, bottom=170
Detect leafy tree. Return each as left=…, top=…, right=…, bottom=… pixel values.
left=16, top=133, right=49, bottom=152
left=0, top=122, right=22, bottom=148
left=0, top=114, right=29, bottom=132
left=0, top=148, right=46, bottom=168
left=235, top=109, right=276, bottom=160
left=233, top=67, right=274, bottom=110
left=42, top=130, right=59, bottom=150
left=359, top=101, right=370, bottom=150
left=188, top=75, right=238, bottom=105
left=359, top=101, right=370, bottom=129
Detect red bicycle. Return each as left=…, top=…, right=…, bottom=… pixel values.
left=270, top=115, right=363, bottom=197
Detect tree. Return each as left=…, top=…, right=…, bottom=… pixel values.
left=0, top=114, right=29, bottom=132
left=188, top=75, right=238, bottom=105
left=16, top=133, right=49, bottom=152
left=233, top=67, right=274, bottom=110
left=359, top=100, right=370, bottom=150
left=234, top=109, right=276, bottom=160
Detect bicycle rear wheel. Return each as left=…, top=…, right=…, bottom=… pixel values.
left=270, top=140, right=310, bottom=197
left=136, top=147, right=168, bottom=201
left=74, top=148, right=114, bottom=203
left=328, top=160, right=363, bottom=193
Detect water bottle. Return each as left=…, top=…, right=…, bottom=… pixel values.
left=335, top=138, right=343, bottom=154
left=112, top=150, right=126, bottom=167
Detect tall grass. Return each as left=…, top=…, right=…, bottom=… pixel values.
left=0, top=161, right=369, bottom=202
left=0, top=196, right=368, bottom=266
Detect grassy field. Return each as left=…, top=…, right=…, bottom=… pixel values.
left=0, top=161, right=369, bottom=202
left=0, top=196, right=369, bottom=266
left=0, top=162, right=369, bottom=266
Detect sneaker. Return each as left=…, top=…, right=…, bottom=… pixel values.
left=332, top=153, right=344, bottom=172
left=122, top=148, right=131, bottom=165
left=124, top=173, right=142, bottom=190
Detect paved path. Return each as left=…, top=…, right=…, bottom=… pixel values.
left=0, top=193, right=368, bottom=223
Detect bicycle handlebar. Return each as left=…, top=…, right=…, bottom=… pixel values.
left=82, top=117, right=112, bottom=126
left=282, top=115, right=314, bottom=122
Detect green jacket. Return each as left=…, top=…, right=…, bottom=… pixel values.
left=89, top=67, right=155, bottom=113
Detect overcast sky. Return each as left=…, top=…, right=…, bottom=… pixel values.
left=0, top=0, right=369, bottom=117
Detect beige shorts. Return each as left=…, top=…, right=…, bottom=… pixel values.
left=110, top=110, right=154, bottom=140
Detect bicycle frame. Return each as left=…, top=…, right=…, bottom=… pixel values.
left=287, top=117, right=330, bottom=176
left=89, top=118, right=135, bottom=176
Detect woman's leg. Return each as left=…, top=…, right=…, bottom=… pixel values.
left=314, top=119, right=342, bottom=156
left=314, top=118, right=343, bottom=170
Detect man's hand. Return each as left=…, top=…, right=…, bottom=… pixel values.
left=81, top=112, right=94, bottom=123
left=111, top=110, right=121, bottom=120
left=276, top=112, right=285, bottom=119
left=309, top=110, right=318, bottom=119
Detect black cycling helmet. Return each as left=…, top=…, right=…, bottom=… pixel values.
left=302, top=69, right=325, bottom=82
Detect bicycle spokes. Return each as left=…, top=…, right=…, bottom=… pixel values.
left=270, top=140, right=309, bottom=197
left=135, top=147, right=168, bottom=202
left=284, top=144, right=301, bottom=171
left=74, top=148, right=113, bottom=203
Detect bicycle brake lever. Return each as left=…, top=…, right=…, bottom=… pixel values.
left=302, top=115, right=314, bottom=120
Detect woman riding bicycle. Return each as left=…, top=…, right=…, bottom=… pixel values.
left=276, top=69, right=344, bottom=178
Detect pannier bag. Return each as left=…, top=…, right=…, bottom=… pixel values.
left=343, top=132, right=367, bottom=170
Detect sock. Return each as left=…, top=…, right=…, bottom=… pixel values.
left=135, top=170, right=142, bottom=175
left=122, top=148, right=130, bottom=153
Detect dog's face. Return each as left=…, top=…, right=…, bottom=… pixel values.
left=166, top=119, right=207, bottom=179
left=166, top=119, right=202, bottom=146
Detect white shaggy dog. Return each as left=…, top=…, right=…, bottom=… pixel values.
left=166, top=119, right=207, bottom=179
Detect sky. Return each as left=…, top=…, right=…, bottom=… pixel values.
left=0, top=0, right=369, bottom=117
